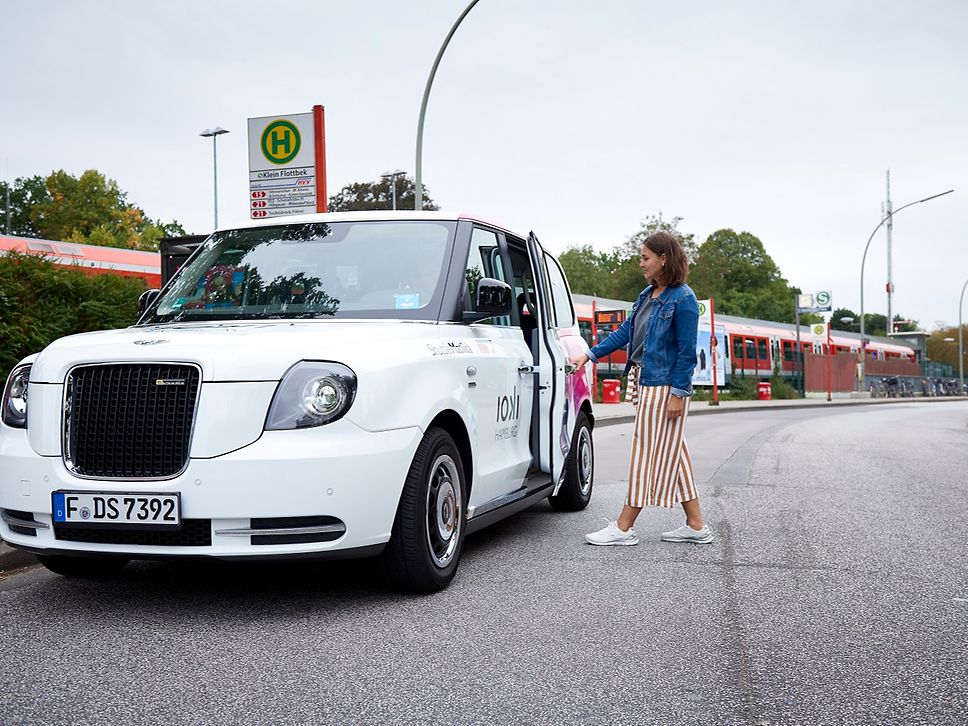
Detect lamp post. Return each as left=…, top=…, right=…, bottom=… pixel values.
left=858, top=188, right=954, bottom=386
left=200, top=127, right=229, bottom=229
left=381, top=169, right=406, bottom=210
left=959, top=278, right=968, bottom=394
left=414, top=0, right=482, bottom=210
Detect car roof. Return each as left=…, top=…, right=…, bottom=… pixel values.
left=219, top=210, right=531, bottom=242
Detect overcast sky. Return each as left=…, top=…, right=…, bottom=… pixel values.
left=4, top=1, right=966, bottom=329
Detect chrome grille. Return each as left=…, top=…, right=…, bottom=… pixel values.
left=64, top=363, right=201, bottom=479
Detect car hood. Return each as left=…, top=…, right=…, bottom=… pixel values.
left=28, top=320, right=442, bottom=383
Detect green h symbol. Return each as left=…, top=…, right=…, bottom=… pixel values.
left=271, top=129, right=291, bottom=155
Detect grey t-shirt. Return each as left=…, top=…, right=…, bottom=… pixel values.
left=629, top=296, right=655, bottom=365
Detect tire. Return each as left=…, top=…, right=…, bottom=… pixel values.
left=549, top=411, right=594, bottom=512
left=382, top=427, right=467, bottom=593
left=37, top=555, right=130, bottom=578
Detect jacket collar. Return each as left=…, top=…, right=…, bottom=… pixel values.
left=640, top=284, right=680, bottom=305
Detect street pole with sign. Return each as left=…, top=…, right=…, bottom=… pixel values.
left=826, top=321, right=832, bottom=402
left=710, top=297, right=719, bottom=406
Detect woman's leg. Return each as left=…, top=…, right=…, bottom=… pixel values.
left=681, top=497, right=704, bottom=530
left=617, top=505, right=642, bottom=531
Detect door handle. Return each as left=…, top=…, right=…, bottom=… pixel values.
left=518, top=364, right=541, bottom=374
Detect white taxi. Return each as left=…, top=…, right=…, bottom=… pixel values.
left=0, top=212, right=595, bottom=591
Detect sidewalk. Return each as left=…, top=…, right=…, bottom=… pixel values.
left=593, top=394, right=968, bottom=427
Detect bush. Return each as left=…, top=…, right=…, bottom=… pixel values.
left=0, top=253, right=145, bottom=383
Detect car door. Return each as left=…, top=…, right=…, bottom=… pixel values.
left=462, top=226, right=534, bottom=509
left=525, top=233, right=569, bottom=488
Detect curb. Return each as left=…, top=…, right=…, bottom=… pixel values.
left=0, top=542, right=37, bottom=572
left=593, top=395, right=968, bottom=428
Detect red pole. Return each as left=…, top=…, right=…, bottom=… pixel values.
left=710, top=297, right=719, bottom=406
left=591, top=299, right=598, bottom=403
left=826, top=321, right=832, bottom=402
left=313, top=104, right=328, bottom=212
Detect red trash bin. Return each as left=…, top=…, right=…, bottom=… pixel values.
left=757, top=381, right=772, bottom=401
left=601, top=379, right=621, bottom=403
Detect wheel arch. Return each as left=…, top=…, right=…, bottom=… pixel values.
left=427, top=409, right=474, bottom=500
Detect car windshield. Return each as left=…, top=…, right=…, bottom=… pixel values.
left=141, top=220, right=455, bottom=323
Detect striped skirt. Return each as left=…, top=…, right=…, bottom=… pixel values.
left=626, top=371, right=698, bottom=508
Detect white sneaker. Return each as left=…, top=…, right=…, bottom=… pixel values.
left=585, top=521, right=639, bottom=546
left=660, top=523, right=714, bottom=544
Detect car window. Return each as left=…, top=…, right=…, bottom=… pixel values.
left=543, top=253, right=575, bottom=328
left=465, top=227, right=511, bottom=326
left=144, top=221, right=455, bottom=323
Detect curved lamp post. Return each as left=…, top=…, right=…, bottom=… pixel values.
left=858, top=188, right=954, bottom=384
left=959, top=279, right=968, bottom=394
left=414, top=0, right=482, bottom=211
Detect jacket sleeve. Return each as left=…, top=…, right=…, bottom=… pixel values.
left=670, top=294, right=699, bottom=397
left=588, top=311, right=633, bottom=363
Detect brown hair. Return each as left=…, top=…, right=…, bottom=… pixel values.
left=644, top=231, right=689, bottom=287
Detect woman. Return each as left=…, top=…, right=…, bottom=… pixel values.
left=571, top=231, right=713, bottom=545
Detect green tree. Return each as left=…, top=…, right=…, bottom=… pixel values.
left=0, top=175, right=51, bottom=237
left=558, top=244, right=613, bottom=296
left=28, top=169, right=184, bottom=251
left=688, top=228, right=798, bottom=322
left=926, top=325, right=966, bottom=370
left=328, top=173, right=439, bottom=212
left=830, top=307, right=859, bottom=331
left=607, top=213, right=698, bottom=301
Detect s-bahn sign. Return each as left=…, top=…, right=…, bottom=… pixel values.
left=247, top=106, right=328, bottom=219
left=797, top=290, right=832, bottom=314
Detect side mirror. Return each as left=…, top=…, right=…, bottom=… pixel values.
left=463, top=277, right=512, bottom=323
left=138, top=289, right=160, bottom=317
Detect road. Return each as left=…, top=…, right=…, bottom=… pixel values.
left=1, top=402, right=966, bottom=725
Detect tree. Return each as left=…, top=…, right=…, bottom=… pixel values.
left=688, top=228, right=798, bottom=322
left=558, top=244, right=613, bottom=297
left=926, top=325, right=967, bottom=370
left=0, top=175, right=51, bottom=237
left=830, top=307, right=858, bottom=331
left=28, top=169, right=184, bottom=251
left=328, top=173, right=439, bottom=212
left=607, top=213, right=698, bottom=301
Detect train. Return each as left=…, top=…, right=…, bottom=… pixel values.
left=572, top=294, right=917, bottom=385
left=0, top=234, right=162, bottom=288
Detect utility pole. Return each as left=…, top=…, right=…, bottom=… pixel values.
left=884, top=170, right=894, bottom=333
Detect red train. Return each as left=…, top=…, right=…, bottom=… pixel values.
left=0, top=234, right=162, bottom=288
left=572, top=294, right=916, bottom=384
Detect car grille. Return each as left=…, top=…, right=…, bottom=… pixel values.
left=53, top=519, right=212, bottom=547
left=65, top=363, right=201, bottom=479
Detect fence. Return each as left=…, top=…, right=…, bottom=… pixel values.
left=804, top=352, right=856, bottom=393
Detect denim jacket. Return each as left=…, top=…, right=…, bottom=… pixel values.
left=588, top=283, right=699, bottom=397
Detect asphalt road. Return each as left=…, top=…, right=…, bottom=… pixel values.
left=1, top=402, right=966, bottom=725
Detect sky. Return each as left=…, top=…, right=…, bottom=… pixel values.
left=3, top=1, right=966, bottom=329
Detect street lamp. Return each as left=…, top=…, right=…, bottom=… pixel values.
left=414, top=0, right=482, bottom=210
left=381, top=169, right=406, bottom=210
left=858, top=188, right=954, bottom=385
left=958, top=278, right=968, bottom=395
left=200, top=126, right=229, bottom=229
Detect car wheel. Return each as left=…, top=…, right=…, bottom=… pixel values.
left=549, top=411, right=594, bottom=512
left=37, top=555, right=130, bottom=578
left=382, top=427, right=466, bottom=593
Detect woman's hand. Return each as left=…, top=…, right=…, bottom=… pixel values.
left=666, top=393, right=685, bottom=421
left=569, top=353, right=590, bottom=371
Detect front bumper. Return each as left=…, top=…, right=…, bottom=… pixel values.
left=0, top=419, right=422, bottom=560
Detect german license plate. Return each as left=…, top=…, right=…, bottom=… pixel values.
left=52, top=492, right=181, bottom=529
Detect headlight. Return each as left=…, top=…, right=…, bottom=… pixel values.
left=265, top=361, right=357, bottom=430
left=2, top=364, right=31, bottom=429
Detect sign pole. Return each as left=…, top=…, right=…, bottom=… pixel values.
left=826, top=321, right=832, bottom=402
left=313, top=105, right=328, bottom=212
left=710, top=297, right=719, bottom=406
left=794, top=295, right=802, bottom=396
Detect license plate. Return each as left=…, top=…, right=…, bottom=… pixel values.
left=52, top=491, right=181, bottom=529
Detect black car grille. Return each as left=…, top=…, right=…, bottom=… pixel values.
left=54, top=519, right=212, bottom=547
left=65, top=364, right=200, bottom=479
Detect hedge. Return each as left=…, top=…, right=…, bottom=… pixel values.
left=0, top=253, right=145, bottom=384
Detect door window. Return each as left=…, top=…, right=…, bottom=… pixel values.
left=465, top=227, right=511, bottom=326
left=757, top=339, right=768, bottom=362
left=543, top=253, right=575, bottom=328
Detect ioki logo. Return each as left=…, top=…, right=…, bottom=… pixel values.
left=496, top=386, right=520, bottom=422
